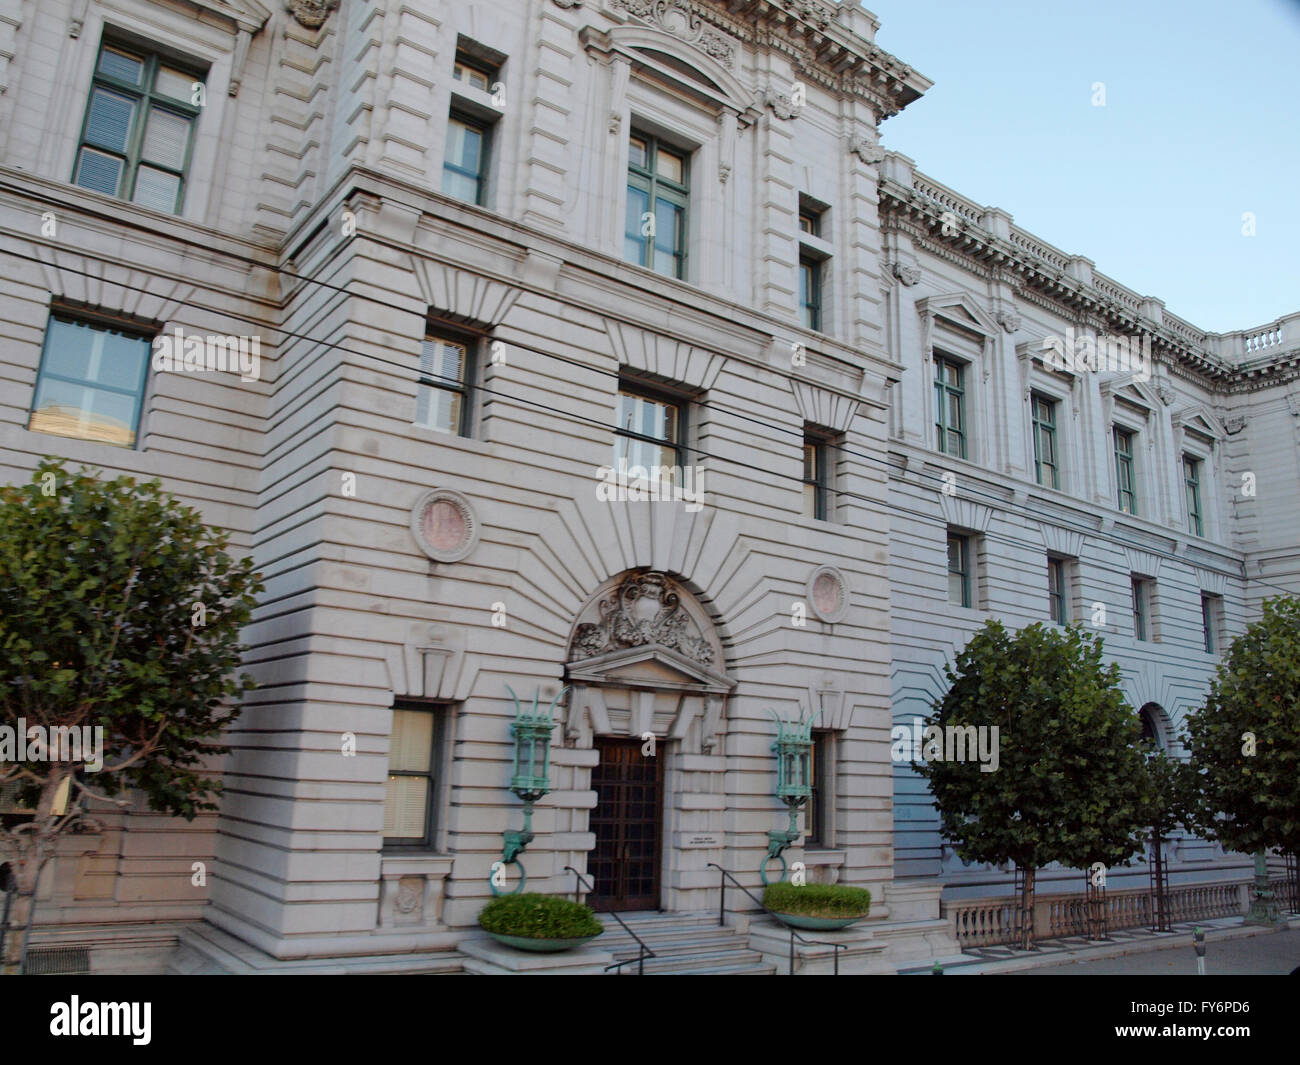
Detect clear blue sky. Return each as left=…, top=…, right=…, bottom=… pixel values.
left=868, top=0, right=1300, bottom=334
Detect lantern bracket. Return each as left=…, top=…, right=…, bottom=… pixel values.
left=491, top=685, right=567, bottom=893
left=762, top=706, right=820, bottom=883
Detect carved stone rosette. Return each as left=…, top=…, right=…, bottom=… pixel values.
left=891, top=261, right=922, bottom=287
left=758, top=84, right=798, bottom=120
left=571, top=571, right=715, bottom=666
left=287, top=0, right=339, bottom=29
left=848, top=135, right=885, bottom=166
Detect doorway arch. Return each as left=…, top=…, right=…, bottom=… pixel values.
left=562, top=569, right=734, bottom=911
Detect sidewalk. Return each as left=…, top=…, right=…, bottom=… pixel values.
left=901, top=915, right=1299, bottom=975
left=1026, top=927, right=1299, bottom=975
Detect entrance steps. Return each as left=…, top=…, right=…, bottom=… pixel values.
left=598, top=911, right=776, bottom=974
left=168, top=922, right=465, bottom=975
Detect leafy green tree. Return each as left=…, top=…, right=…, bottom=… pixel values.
left=916, top=621, right=1148, bottom=948
left=1185, top=595, right=1300, bottom=908
left=0, top=460, right=262, bottom=974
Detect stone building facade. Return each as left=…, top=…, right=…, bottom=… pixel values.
left=0, top=0, right=1294, bottom=972
left=878, top=155, right=1300, bottom=903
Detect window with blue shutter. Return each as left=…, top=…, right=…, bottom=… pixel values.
left=74, top=39, right=204, bottom=215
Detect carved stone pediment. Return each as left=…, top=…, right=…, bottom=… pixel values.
left=610, top=0, right=738, bottom=69
left=565, top=571, right=731, bottom=751
left=567, top=643, right=732, bottom=693
left=570, top=570, right=721, bottom=668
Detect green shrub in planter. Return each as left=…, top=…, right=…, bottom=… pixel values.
left=763, top=882, right=872, bottom=919
left=478, top=892, right=604, bottom=940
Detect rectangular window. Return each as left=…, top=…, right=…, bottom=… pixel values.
left=74, top=39, right=203, bottom=214
left=442, top=112, right=489, bottom=205
left=803, top=429, right=830, bottom=520
left=933, top=355, right=967, bottom=459
left=1131, top=577, right=1149, bottom=641
left=947, top=533, right=971, bottom=609
left=1201, top=593, right=1221, bottom=654
left=383, top=705, right=444, bottom=847
left=1114, top=427, right=1138, bottom=514
left=799, top=256, right=822, bottom=332
left=452, top=56, right=493, bottom=92
left=625, top=132, right=688, bottom=279
left=1048, top=556, right=1069, bottom=625
left=805, top=730, right=831, bottom=847
left=1032, top=394, right=1059, bottom=489
left=28, top=312, right=152, bottom=448
left=798, top=209, right=820, bottom=237
left=416, top=331, right=475, bottom=436
left=1184, top=455, right=1204, bottom=537
left=615, top=380, right=684, bottom=471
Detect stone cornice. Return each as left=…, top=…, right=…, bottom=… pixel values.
left=593, top=0, right=931, bottom=120
left=879, top=172, right=1300, bottom=392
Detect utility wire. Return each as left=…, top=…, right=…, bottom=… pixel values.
left=1, top=228, right=1293, bottom=602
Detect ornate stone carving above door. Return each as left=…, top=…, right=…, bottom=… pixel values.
left=565, top=570, right=733, bottom=752
left=572, top=570, right=717, bottom=666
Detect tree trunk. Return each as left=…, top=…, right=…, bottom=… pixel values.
left=1150, top=830, right=1168, bottom=932
left=1, top=858, right=42, bottom=975
left=1017, top=866, right=1036, bottom=951
left=2, top=774, right=63, bottom=975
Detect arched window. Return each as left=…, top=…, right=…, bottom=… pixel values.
left=1138, top=703, right=1164, bottom=749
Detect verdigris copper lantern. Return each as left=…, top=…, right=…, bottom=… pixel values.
left=491, top=685, right=566, bottom=895
left=763, top=707, right=818, bottom=884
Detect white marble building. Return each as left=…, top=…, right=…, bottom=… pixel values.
left=879, top=155, right=1300, bottom=905
left=0, top=0, right=1294, bottom=972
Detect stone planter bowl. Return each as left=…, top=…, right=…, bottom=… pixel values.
left=486, top=931, right=601, bottom=953
left=769, top=911, right=868, bottom=931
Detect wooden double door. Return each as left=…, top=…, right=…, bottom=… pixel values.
left=588, top=737, right=664, bottom=912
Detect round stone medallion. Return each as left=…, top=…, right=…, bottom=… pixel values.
left=410, top=488, right=479, bottom=563
left=806, top=565, right=849, bottom=623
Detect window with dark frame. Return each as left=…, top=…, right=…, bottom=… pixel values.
left=74, top=37, right=205, bottom=215
left=416, top=330, right=475, bottom=436
left=802, top=429, right=831, bottom=520
left=614, top=379, right=685, bottom=472
left=797, top=200, right=827, bottom=333
left=1184, top=454, right=1204, bottom=537
left=933, top=355, right=967, bottom=459
left=443, top=111, right=489, bottom=205
left=805, top=729, right=831, bottom=847
left=799, top=255, right=822, bottom=332
left=624, top=132, right=689, bottom=279
left=947, top=532, right=971, bottom=609
left=1201, top=593, right=1221, bottom=654
left=1048, top=556, right=1068, bottom=625
left=1131, top=576, right=1150, bottom=641
left=1031, top=393, right=1059, bottom=489
left=28, top=311, right=153, bottom=449
left=383, top=704, right=445, bottom=848
left=452, top=55, right=494, bottom=92
left=1114, top=426, right=1138, bottom=514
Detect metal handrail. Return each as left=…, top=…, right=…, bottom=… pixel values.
left=707, top=862, right=849, bottom=975
left=563, top=866, right=657, bottom=975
